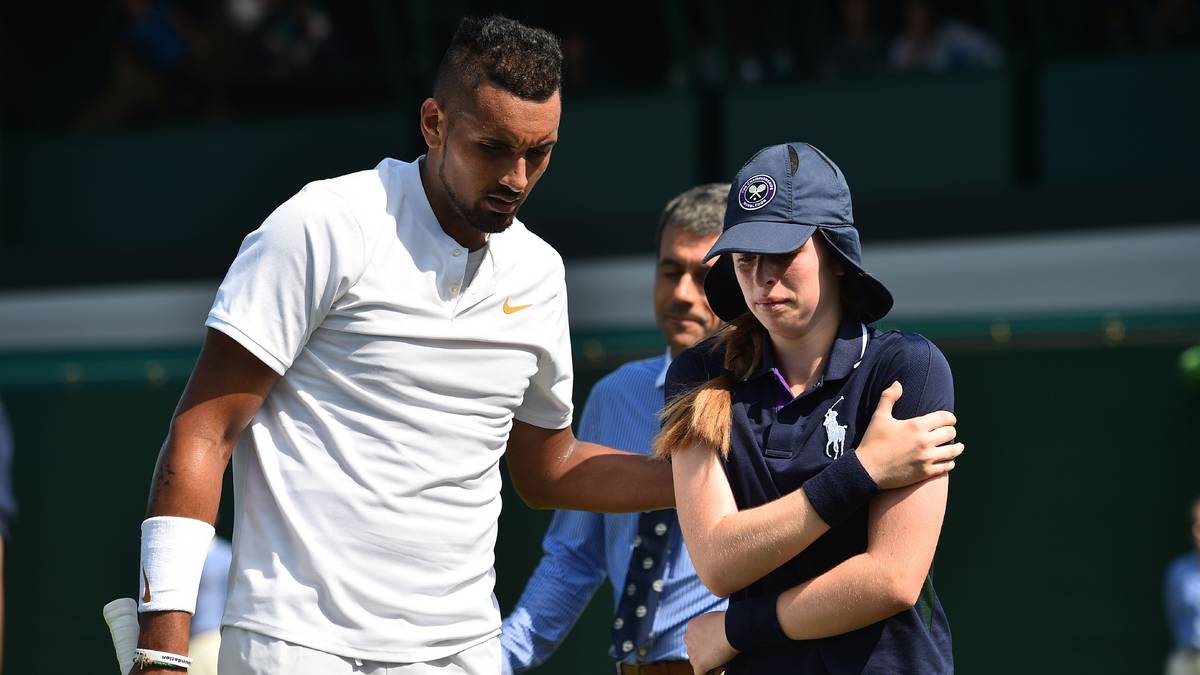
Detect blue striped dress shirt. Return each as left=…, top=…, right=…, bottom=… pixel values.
left=501, top=352, right=727, bottom=673
left=1166, top=552, right=1200, bottom=649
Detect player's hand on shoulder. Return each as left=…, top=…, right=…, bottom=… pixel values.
left=856, top=381, right=963, bottom=490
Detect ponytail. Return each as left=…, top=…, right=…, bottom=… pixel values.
left=653, top=313, right=765, bottom=459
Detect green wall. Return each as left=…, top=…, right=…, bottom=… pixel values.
left=517, top=93, right=700, bottom=230
left=3, top=110, right=415, bottom=249
left=2, top=330, right=1198, bottom=674
left=724, top=70, right=1015, bottom=198
left=1040, top=51, right=1200, bottom=186
left=6, top=51, right=1199, bottom=282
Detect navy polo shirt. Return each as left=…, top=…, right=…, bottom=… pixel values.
left=665, top=315, right=954, bottom=674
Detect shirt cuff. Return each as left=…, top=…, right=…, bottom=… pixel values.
left=803, top=450, right=880, bottom=528
left=724, top=593, right=788, bottom=652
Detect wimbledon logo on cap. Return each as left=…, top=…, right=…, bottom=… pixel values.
left=738, top=174, right=776, bottom=211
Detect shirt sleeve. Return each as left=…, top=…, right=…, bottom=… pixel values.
left=514, top=271, right=574, bottom=430
left=882, top=335, right=955, bottom=418
left=1165, top=559, right=1194, bottom=648
left=0, top=398, right=15, bottom=540
left=501, top=388, right=609, bottom=673
left=205, top=186, right=367, bottom=375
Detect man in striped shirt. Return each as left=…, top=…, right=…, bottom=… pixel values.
left=501, top=184, right=729, bottom=674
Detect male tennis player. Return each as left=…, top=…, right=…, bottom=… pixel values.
left=130, top=16, right=674, bottom=675
left=128, top=14, right=959, bottom=675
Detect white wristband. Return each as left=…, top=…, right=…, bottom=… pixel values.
left=133, top=647, right=192, bottom=671
left=138, top=516, right=215, bottom=614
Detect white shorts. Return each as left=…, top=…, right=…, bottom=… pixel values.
left=188, top=629, right=221, bottom=675
left=217, top=627, right=500, bottom=675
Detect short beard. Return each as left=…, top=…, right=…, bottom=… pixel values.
left=438, top=158, right=516, bottom=235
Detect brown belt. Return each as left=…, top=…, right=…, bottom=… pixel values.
left=617, top=661, right=692, bottom=675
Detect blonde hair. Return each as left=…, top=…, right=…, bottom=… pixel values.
left=652, top=313, right=766, bottom=459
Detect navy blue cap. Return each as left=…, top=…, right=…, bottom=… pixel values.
left=703, top=142, right=894, bottom=323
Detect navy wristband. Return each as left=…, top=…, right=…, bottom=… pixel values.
left=803, top=449, right=880, bottom=528
left=725, top=593, right=788, bottom=652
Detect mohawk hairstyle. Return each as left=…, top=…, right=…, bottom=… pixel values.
left=433, top=15, right=563, bottom=106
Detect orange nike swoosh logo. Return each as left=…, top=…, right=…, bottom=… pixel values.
left=142, top=566, right=152, bottom=603
left=503, top=297, right=533, bottom=314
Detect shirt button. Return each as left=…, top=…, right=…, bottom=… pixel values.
left=626, top=583, right=637, bottom=596
left=633, top=536, right=642, bottom=547
left=452, top=248, right=462, bottom=257
left=450, top=284, right=460, bottom=295
left=654, top=523, right=667, bottom=536
left=622, top=640, right=634, bottom=653
left=652, top=579, right=664, bottom=592
left=613, top=617, right=624, bottom=630
left=635, top=605, right=647, bottom=618
left=637, top=647, right=648, bottom=657
left=642, top=556, right=654, bottom=569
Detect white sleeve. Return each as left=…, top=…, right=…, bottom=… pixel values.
left=205, top=186, right=366, bottom=375
left=514, top=273, right=574, bottom=430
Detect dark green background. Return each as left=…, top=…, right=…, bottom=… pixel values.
left=7, top=54, right=1199, bottom=287
left=1, top=48, right=1197, bottom=674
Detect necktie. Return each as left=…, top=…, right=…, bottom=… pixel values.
left=611, top=509, right=677, bottom=661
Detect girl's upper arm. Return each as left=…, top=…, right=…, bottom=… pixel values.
left=671, top=444, right=739, bottom=575
left=866, top=335, right=954, bottom=594
left=866, top=473, right=948, bottom=598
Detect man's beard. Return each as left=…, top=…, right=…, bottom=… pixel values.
left=439, top=159, right=517, bottom=235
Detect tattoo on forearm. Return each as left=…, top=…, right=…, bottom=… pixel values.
left=146, top=458, right=180, bottom=515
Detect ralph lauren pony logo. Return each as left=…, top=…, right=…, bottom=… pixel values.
left=824, top=396, right=848, bottom=459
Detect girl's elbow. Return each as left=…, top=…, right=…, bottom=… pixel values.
left=693, top=560, right=736, bottom=598
left=699, top=577, right=734, bottom=599
left=884, top=571, right=927, bottom=610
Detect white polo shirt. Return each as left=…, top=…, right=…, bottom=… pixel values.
left=205, top=157, right=573, bottom=662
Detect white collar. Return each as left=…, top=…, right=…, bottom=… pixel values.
left=655, top=348, right=673, bottom=389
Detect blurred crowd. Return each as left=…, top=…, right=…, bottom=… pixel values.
left=72, top=0, right=355, bottom=131
left=1, top=0, right=1197, bottom=132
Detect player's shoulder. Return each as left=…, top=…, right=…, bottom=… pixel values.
left=506, top=218, right=564, bottom=267
left=286, top=159, right=416, bottom=252
left=300, top=161, right=394, bottom=216
left=492, top=217, right=566, bottom=286
left=260, top=164, right=385, bottom=239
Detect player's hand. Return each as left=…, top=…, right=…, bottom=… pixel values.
left=856, top=381, right=962, bottom=490
left=684, top=610, right=736, bottom=675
